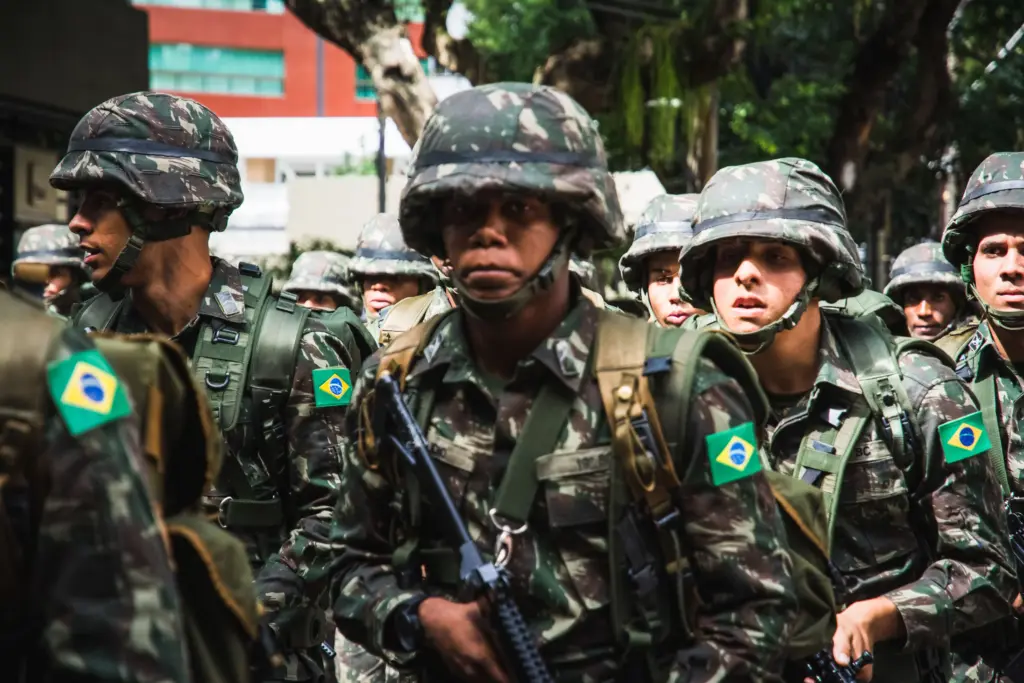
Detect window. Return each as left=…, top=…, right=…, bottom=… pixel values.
left=356, top=58, right=431, bottom=101
left=133, top=0, right=285, bottom=12
left=150, top=44, right=285, bottom=97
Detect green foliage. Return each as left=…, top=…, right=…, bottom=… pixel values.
left=265, top=239, right=353, bottom=281
left=462, top=0, right=594, bottom=81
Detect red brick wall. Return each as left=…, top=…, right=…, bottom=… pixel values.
left=142, top=6, right=425, bottom=118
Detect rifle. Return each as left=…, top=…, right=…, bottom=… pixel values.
left=804, top=649, right=872, bottom=683
left=1000, top=498, right=1024, bottom=682
left=374, top=372, right=554, bottom=683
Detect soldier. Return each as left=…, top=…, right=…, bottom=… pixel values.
left=11, top=223, right=91, bottom=315
left=283, top=250, right=361, bottom=313
left=48, top=91, right=375, bottom=681
left=316, top=82, right=799, bottom=682
left=347, top=213, right=438, bottom=327
left=938, top=151, right=1024, bottom=681
left=0, top=288, right=190, bottom=682
left=618, top=193, right=704, bottom=326
left=883, top=241, right=969, bottom=340
left=678, top=157, right=1015, bottom=682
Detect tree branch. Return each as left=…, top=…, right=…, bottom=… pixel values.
left=286, top=0, right=438, bottom=145
left=421, top=0, right=486, bottom=83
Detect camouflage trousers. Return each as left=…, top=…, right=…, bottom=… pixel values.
left=333, top=632, right=415, bottom=683
left=951, top=653, right=1013, bottom=683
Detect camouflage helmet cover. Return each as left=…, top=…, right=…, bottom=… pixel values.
left=282, top=250, right=357, bottom=305
left=943, top=152, right=1024, bottom=269
left=347, top=213, right=438, bottom=282
left=679, top=157, right=863, bottom=309
left=12, top=223, right=87, bottom=273
left=619, top=193, right=698, bottom=292
left=883, top=241, right=963, bottom=302
left=49, top=91, right=243, bottom=225
left=400, top=82, right=625, bottom=258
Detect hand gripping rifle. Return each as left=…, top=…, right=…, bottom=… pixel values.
left=804, top=649, right=873, bottom=683
left=374, top=372, right=554, bottom=683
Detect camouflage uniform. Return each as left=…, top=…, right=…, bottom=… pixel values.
left=283, top=250, right=361, bottom=313
left=316, top=83, right=799, bottom=682
left=11, top=223, right=91, bottom=316
left=940, top=152, right=1024, bottom=682
left=679, top=157, right=1015, bottom=682
left=0, top=288, right=189, bottom=682
left=49, top=91, right=376, bottom=682
left=883, top=241, right=970, bottom=339
left=618, top=193, right=698, bottom=324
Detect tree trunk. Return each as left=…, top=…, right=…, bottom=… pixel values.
left=286, top=0, right=438, bottom=146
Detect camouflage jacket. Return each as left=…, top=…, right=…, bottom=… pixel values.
left=70, top=259, right=360, bottom=645
left=955, top=321, right=1024, bottom=494
left=325, top=297, right=798, bottom=682
left=7, top=302, right=189, bottom=682
left=765, top=316, right=1014, bottom=651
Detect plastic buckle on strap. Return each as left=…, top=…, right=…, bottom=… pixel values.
left=277, top=290, right=298, bottom=313
left=212, top=326, right=240, bottom=345
left=205, top=370, right=231, bottom=391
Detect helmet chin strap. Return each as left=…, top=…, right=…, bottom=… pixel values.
left=969, top=283, right=1024, bottom=331
left=454, top=230, right=575, bottom=322
left=712, top=279, right=818, bottom=355
left=95, top=199, right=197, bottom=298
left=640, top=287, right=655, bottom=320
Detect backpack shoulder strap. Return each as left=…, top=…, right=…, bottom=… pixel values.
left=932, top=321, right=979, bottom=361
left=377, top=292, right=437, bottom=346
left=72, top=292, right=123, bottom=331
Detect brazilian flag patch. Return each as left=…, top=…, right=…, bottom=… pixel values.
left=313, top=367, right=352, bottom=407
left=47, top=350, right=131, bottom=436
left=938, top=411, right=991, bottom=463
left=706, top=421, right=761, bottom=486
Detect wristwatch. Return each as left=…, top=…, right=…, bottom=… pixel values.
left=393, top=594, right=430, bottom=653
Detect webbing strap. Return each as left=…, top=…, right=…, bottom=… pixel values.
left=492, top=383, right=576, bottom=525
left=793, top=405, right=872, bottom=550
left=975, top=372, right=1011, bottom=496
left=377, top=293, right=437, bottom=346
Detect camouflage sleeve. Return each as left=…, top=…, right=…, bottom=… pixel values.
left=325, top=353, right=422, bottom=662
left=35, top=330, right=189, bottom=682
left=667, top=356, right=795, bottom=682
left=883, top=351, right=1015, bottom=650
left=255, top=319, right=353, bottom=629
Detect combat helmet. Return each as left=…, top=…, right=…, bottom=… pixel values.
left=49, top=91, right=243, bottom=294
left=619, top=193, right=698, bottom=293
left=883, top=241, right=964, bottom=305
left=282, top=251, right=359, bottom=310
left=942, top=152, right=1024, bottom=330
left=347, top=214, right=437, bottom=288
left=400, top=82, right=624, bottom=321
left=679, top=157, right=863, bottom=352
left=12, top=223, right=88, bottom=282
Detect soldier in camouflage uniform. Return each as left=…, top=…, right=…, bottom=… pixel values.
left=348, top=214, right=437, bottom=332
left=618, top=193, right=704, bottom=327
left=11, top=223, right=91, bottom=316
left=938, top=152, right=1024, bottom=682
left=883, top=241, right=970, bottom=340
left=679, top=157, right=1014, bottom=682
left=48, top=91, right=377, bottom=682
left=284, top=250, right=361, bottom=314
left=0, top=288, right=190, bottom=682
left=306, top=82, right=798, bottom=682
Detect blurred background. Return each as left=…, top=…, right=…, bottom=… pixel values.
left=1, top=0, right=1022, bottom=294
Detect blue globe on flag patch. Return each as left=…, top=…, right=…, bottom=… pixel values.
left=80, top=372, right=106, bottom=403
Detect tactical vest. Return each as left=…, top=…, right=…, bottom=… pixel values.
left=362, top=309, right=836, bottom=681
left=73, top=264, right=372, bottom=551
left=0, top=293, right=258, bottom=683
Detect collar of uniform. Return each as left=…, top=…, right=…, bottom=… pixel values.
left=407, top=292, right=597, bottom=395
left=196, top=258, right=246, bottom=324
left=970, top=320, right=1013, bottom=379
left=812, top=316, right=863, bottom=397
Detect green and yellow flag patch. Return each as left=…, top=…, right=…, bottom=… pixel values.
left=706, top=421, right=761, bottom=486
left=313, top=367, right=352, bottom=407
left=47, top=350, right=131, bottom=436
left=938, top=411, right=991, bottom=463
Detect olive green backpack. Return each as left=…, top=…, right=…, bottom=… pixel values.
left=368, top=309, right=837, bottom=677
